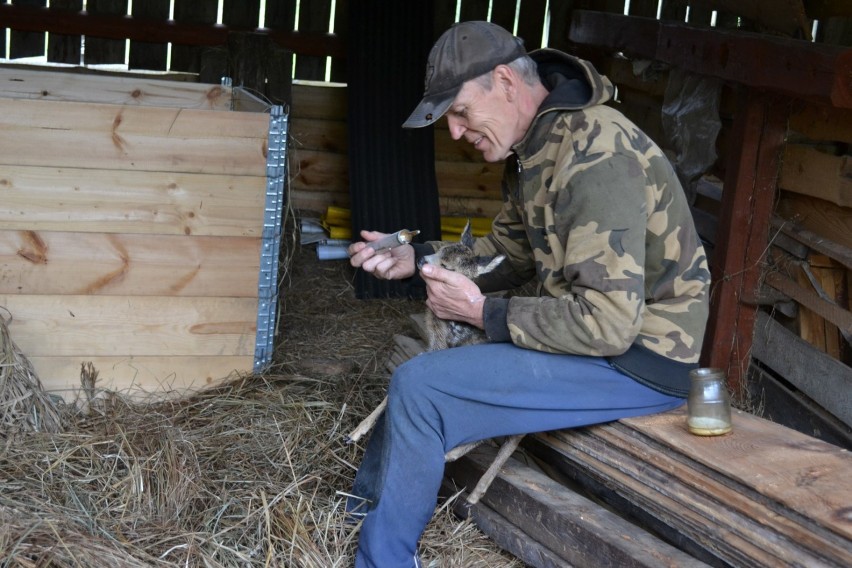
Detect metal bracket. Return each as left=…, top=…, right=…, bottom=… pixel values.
left=254, top=105, right=288, bottom=372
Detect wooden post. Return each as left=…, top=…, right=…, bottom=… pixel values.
left=701, top=87, right=788, bottom=396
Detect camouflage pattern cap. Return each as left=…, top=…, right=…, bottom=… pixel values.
left=402, top=21, right=526, bottom=129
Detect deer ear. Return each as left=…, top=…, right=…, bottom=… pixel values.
left=477, top=254, right=505, bottom=275
left=460, top=219, right=474, bottom=248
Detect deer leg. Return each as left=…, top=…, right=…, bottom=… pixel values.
left=466, top=434, right=524, bottom=505
left=346, top=396, right=387, bottom=444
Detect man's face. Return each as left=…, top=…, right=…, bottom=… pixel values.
left=444, top=70, right=518, bottom=163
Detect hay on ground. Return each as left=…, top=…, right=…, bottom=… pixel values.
left=0, top=234, right=524, bottom=567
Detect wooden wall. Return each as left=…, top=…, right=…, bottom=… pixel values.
left=0, top=68, right=270, bottom=399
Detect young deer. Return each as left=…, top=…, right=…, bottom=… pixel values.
left=347, top=222, right=522, bottom=505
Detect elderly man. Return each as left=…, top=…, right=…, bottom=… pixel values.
left=347, top=21, right=710, bottom=568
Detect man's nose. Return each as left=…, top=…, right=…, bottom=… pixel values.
left=447, top=116, right=465, bottom=140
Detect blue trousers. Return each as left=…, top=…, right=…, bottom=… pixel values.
left=347, top=343, right=685, bottom=568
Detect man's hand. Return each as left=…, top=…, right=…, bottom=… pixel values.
left=421, top=263, right=486, bottom=329
left=348, top=230, right=416, bottom=280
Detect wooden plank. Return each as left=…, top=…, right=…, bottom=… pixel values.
left=689, top=0, right=809, bottom=37
left=440, top=479, right=581, bottom=568
left=291, top=149, right=349, bottom=193
left=0, top=230, right=261, bottom=297
left=788, top=101, right=852, bottom=143
left=621, top=407, right=852, bottom=545
left=770, top=215, right=852, bottom=270
left=568, top=10, right=852, bottom=108
left=531, top=414, right=852, bottom=567
left=777, top=192, right=852, bottom=251
left=0, top=165, right=266, bottom=237
left=765, top=271, right=852, bottom=335
left=780, top=144, right=852, bottom=207
left=293, top=0, right=331, bottom=81
left=0, top=98, right=267, bottom=138
left=515, top=0, right=548, bottom=51
left=751, top=310, right=852, bottom=428
left=29, top=355, right=254, bottom=399
left=0, top=123, right=266, bottom=176
left=291, top=83, right=347, bottom=120
left=170, top=0, right=220, bottom=73
left=0, top=3, right=345, bottom=58
left=84, top=0, right=129, bottom=65
left=8, top=0, right=47, bottom=60
left=532, top=430, right=803, bottom=568
left=127, top=0, right=170, bottom=71
left=290, top=117, right=347, bottom=154
left=47, top=0, right=84, bottom=65
left=750, top=364, right=852, bottom=449
left=446, top=446, right=711, bottom=568
left=0, top=295, right=257, bottom=357
left=701, top=90, right=787, bottom=394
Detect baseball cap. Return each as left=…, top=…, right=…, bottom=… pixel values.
left=402, top=21, right=526, bottom=129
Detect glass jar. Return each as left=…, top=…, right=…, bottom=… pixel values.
left=687, top=368, right=732, bottom=436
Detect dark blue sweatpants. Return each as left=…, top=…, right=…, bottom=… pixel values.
left=347, top=343, right=685, bottom=567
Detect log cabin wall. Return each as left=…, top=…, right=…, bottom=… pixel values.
left=2, top=0, right=850, bottom=443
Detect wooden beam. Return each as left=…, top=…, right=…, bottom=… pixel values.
left=0, top=3, right=344, bottom=58
left=752, top=310, right=852, bottom=428
left=527, top=408, right=852, bottom=567
left=445, top=445, right=710, bottom=568
left=700, top=89, right=788, bottom=395
left=569, top=10, right=852, bottom=108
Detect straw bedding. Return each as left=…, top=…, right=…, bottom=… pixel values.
left=0, top=232, right=524, bottom=567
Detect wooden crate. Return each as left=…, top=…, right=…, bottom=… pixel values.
left=0, top=67, right=284, bottom=399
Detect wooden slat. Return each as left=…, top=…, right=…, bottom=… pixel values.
left=0, top=295, right=257, bottom=357
left=569, top=10, right=852, bottom=108
left=291, top=83, right=347, bottom=120
left=752, top=310, right=852, bottom=427
left=765, top=271, right=852, bottom=335
left=620, top=407, right=852, bottom=544
left=0, top=3, right=345, bottom=58
left=0, top=230, right=261, bottom=297
left=780, top=144, right=852, bottom=207
left=440, top=482, right=569, bottom=568
left=290, top=117, right=348, bottom=154
left=29, top=355, right=254, bottom=397
left=777, top=192, right=852, bottom=251
left=788, top=101, right=852, bottom=143
left=0, top=165, right=266, bottom=237
left=0, top=98, right=267, bottom=138
left=446, top=445, right=711, bottom=568
left=770, top=215, right=852, bottom=270
left=527, top=408, right=852, bottom=567
left=0, top=123, right=265, bottom=176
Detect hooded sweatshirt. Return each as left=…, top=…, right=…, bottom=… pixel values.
left=419, top=49, right=711, bottom=396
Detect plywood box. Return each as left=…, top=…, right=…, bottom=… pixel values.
left=0, top=67, right=286, bottom=399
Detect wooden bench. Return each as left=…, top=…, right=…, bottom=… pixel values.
left=445, top=406, right=852, bottom=568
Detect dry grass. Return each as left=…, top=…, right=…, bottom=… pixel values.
left=0, top=228, right=525, bottom=567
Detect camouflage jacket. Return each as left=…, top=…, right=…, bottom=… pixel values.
left=460, top=49, right=710, bottom=396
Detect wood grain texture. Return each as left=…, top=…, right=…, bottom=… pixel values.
left=0, top=165, right=266, bottom=236
left=29, top=355, right=253, bottom=397
left=0, top=67, right=233, bottom=110
left=621, top=407, right=852, bottom=544
left=0, top=295, right=257, bottom=357
left=0, top=230, right=261, bottom=297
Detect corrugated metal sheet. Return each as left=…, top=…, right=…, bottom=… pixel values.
left=347, top=0, right=441, bottom=299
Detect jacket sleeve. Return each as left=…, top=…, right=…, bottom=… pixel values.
left=503, top=152, right=650, bottom=356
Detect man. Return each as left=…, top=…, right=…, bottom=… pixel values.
left=347, top=21, right=710, bottom=568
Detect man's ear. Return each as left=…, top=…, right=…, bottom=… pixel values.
left=494, top=65, right=516, bottom=101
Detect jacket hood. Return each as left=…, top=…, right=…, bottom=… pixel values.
left=512, top=49, right=614, bottom=156
left=531, top=48, right=614, bottom=110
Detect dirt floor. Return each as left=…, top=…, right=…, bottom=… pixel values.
left=0, top=233, right=525, bottom=567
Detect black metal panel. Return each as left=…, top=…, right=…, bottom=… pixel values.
left=347, top=0, right=441, bottom=299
